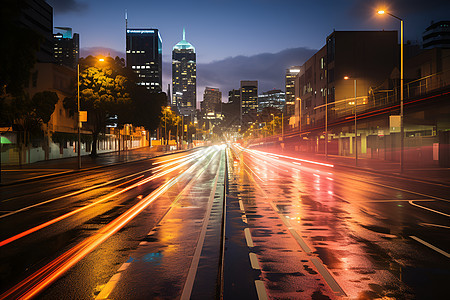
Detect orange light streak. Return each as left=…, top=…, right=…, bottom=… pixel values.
left=0, top=176, right=178, bottom=300
left=248, top=148, right=334, bottom=168
left=0, top=153, right=200, bottom=248
left=0, top=147, right=219, bottom=299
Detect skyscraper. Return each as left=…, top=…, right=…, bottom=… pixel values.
left=285, top=67, right=301, bottom=116
left=126, top=28, right=162, bottom=92
left=53, top=27, right=79, bottom=69
left=201, top=87, right=222, bottom=120
left=172, top=29, right=196, bottom=118
left=16, top=0, right=54, bottom=63
left=240, top=80, right=258, bottom=115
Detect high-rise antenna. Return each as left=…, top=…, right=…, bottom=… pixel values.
left=125, top=9, right=128, bottom=30
left=183, top=28, right=185, bottom=40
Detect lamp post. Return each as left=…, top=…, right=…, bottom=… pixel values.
left=271, top=113, right=275, bottom=136
left=164, top=108, right=167, bottom=146
left=378, top=9, right=404, bottom=172
left=345, top=76, right=358, bottom=166
left=77, top=63, right=81, bottom=169
left=325, top=88, right=328, bottom=159
left=164, top=106, right=170, bottom=147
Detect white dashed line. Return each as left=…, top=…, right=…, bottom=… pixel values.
left=95, top=273, right=122, bottom=299
left=410, top=236, right=450, bottom=258
left=255, top=280, right=268, bottom=300
left=239, top=200, right=245, bottom=212
left=289, top=228, right=312, bottom=253
left=310, top=258, right=346, bottom=296
left=244, top=228, right=254, bottom=247
left=249, top=253, right=260, bottom=269
left=409, top=201, right=450, bottom=217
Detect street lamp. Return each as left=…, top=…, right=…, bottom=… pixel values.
left=164, top=106, right=170, bottom=147
left=378, top=9, right=404, bottom=172
left=270, top=113, right=275, bottom=136
left=77, top=63, right=81, bottom=169
left=344, top=76, right=358, bottom=166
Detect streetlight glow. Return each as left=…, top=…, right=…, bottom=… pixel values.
left=99, top=58, right=105, bottom=62
left=377, top=9, right=404, bottom=172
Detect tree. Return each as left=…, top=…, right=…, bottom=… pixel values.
left=64, top=56, right=132, bottom=156
left=160, top=107, right=179, bottom=141
left=130, top=87, right=166, bottom=132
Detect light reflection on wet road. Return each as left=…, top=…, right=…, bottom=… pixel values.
left=1, top=144, right=449, bottom=299
left=225, top=144, right=450, bottom=299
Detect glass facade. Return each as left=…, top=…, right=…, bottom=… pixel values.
left=172, top=29, right=196, bottom=118
left=126, top=29, right=162, bottom=92
left=240, top=81, right=258, bottom=115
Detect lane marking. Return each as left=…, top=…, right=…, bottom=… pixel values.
left=243, top=161, right=263, bottom=182
left=95, top=151, right=219, bottom=300
left=409, top=200, right=450, bottom=218
left=310, top=258, right=346, bottom=296
left=239, top=200, right=245, bottom=212
left=348, top=177, right=449, bottom=202
left=0, top=149, right=217, bottom=300
left=419, top=223, right=450, bottom=229
left=289, top=229, right=312, bottom=254
left=244, top=228, right=254, bottom=247
left=410, top=236, right=450, bottom=258
left=244, top=165, right=316, bottom=254
left=255, top=280, right=268, bottom=300
left=242, top=214, right=248, bottom=224
left=180, top=151, right=223, bottom=300
left=117, top=262, right=130, bottom=272
left=249, top=253, right=260, bottom=269
left=95, top=273, right=121, bottom=299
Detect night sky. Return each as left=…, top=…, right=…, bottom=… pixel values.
left=48, top=0, right=450, bottom=102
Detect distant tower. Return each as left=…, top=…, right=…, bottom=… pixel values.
left=172, top=28, right=196, bottom=119
left=126, top=28, right=162, bottom=92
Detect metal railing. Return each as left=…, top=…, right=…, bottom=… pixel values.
left=330, top=68, right=450, bottom=121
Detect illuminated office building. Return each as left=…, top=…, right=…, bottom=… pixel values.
left=285, top=67, right=301, bottom=116
left=240, top=80, right=258, bottom=115
left=53, top=27, right=79, bottom=69
left=172, top=29, right=196, bottom=118
left=126, top=28, right=162, bottom=92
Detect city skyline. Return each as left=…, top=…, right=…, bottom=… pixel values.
left=48, top=0, right=450, bottom=102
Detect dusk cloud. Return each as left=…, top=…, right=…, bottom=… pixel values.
left=47, top=0, right=88, bottom=13
left=162, top=47, right=317, bottom=103
left=81, top=47, right=317, bottom=104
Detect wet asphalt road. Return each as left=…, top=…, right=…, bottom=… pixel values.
left=0, top=146, right=226, bottom=299
left=0, top=144, right=449, bottom=299
left=224, top=145, right=450, bottom=299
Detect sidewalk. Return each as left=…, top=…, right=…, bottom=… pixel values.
left=0, top=147, right=169, bottom=186
left=257, top=146, right=450, bottom=186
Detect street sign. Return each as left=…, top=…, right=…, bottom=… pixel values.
left=79, top=111, right=87, bottom=122
left=389, top=115, right=401, bottom=132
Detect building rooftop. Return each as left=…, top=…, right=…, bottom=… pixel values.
left=173, top=28, right=195, bottom=51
